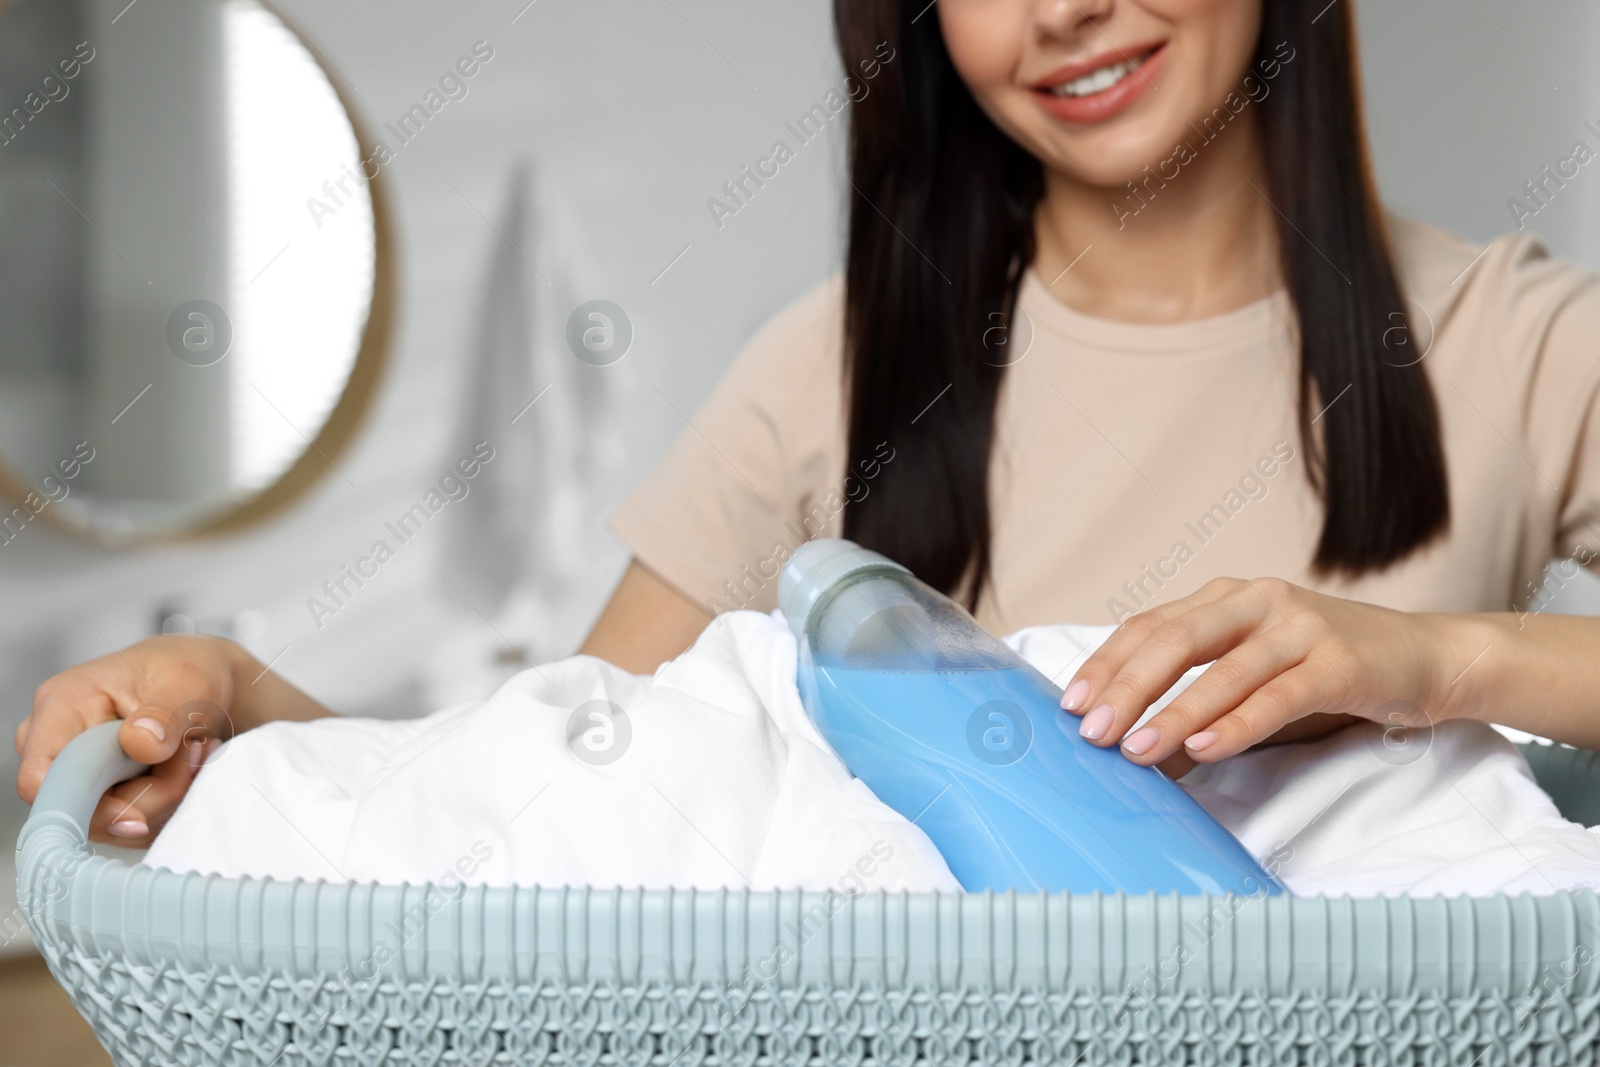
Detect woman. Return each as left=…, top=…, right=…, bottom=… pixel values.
left=17, top=0, right=1600, bottom=844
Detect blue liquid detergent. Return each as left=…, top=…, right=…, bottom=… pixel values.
left=802, top=659, right=1280, bottom=894
left=782, top=539, right=1285, bottom=897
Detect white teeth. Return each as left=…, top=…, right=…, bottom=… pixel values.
left=1051, top=57, right=1140, bottom=98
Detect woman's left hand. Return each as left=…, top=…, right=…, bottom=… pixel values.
left=1059, top=577, right=1460, bottom=773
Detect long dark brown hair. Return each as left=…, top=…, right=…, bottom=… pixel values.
left=835, top=1, right=1449, bottom=611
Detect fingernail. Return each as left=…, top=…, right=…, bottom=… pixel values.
left=130, top=718, right=166, bottom=742
left=1060, top=680, right=1090, bottom=711
left=109, top=819, right=148, bottom=839
left=1185, top=731, right=1220, bottom=753
left=1122, top=726, right=1160, bottom=756
left=1079, top=705, right=1114, bottom=741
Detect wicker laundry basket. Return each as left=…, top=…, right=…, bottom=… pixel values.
left=18, top=720, right=1600, bottom=1065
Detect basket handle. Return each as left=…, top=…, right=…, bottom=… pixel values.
left=26, top=720, right=151, bottom=841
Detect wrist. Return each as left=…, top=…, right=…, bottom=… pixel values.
left=221, top=638, right=267, bottom=734
left=1422, top=612, right=1501, bottom=726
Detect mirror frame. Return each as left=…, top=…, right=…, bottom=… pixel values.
left=0, top=0, right=396, bottom=547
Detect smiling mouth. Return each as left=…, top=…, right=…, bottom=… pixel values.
left=1045, top=45, right=1163, bottom=98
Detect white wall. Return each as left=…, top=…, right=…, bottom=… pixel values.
left=1358, top=0, right=1600, bottom=270
left=3, top=0, right=1598, bottom=953
left=0, top=0, right=855, bottom=707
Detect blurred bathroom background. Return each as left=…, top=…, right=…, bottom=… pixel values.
left=1, top=0, right=1598, bottom=975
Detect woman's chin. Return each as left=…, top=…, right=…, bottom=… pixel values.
left=1036, top=143, right=1184, bottom=193
left=1018, top=109, right=1196, bottom=189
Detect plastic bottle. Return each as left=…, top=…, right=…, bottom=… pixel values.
left=779, top=538, right=1286, bottom=896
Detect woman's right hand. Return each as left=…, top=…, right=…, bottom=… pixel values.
left=15, top=635, right=259, bottom=846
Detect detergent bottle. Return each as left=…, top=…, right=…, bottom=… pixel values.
left=780, top=538, right=1285, bottom=896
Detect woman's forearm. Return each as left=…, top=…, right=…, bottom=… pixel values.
left=578, top=559, right=713, bottom=674
left=1433, top=611, right=1600, bottom=750
left=225, top=641, right=338, bottom=733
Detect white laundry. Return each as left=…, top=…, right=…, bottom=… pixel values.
left=144, top=610, right=961, bottom=893
left=146, top=613, right=1600, bottom=898
left=1007, top=624, right=1600, bottom=898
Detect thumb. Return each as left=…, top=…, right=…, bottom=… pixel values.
left=118, top=702, right=182, bottom=766
left=118, top=683, right=227, bottom=767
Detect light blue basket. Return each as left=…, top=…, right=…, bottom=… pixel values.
left=18, top=720, right=1600, bottom=1065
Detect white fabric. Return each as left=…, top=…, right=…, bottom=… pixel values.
left=145, top=611, right=961, bottom=893
left=1007, top=624, right=1600, bottom=898
left=147, top=613, right=1600, bottom=898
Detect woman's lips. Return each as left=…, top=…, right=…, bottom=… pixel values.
left=1031, top=42, right=1168, bottom=126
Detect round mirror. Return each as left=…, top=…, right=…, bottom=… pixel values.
left=0, top=0, right=391, bottom=545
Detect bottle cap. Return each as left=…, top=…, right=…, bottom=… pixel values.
left=779, top=539, right=909, bottom=641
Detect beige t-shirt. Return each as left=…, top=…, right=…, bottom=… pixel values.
left=612, top=215, right=1600, bottom=632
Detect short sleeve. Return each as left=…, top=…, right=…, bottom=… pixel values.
left=1392, top=215, right=1600, bottom=588
left=1481, top=235, right=1600, bottom=564
left=610, top=275, right=847, bottom=614
left=1543, top=283, right=1600, bottom=561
